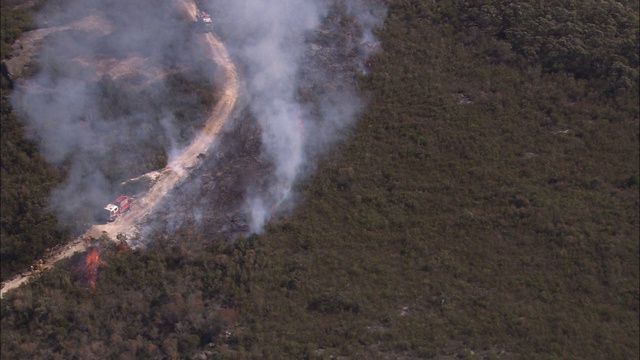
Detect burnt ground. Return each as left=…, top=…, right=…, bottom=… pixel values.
left=140, top=107, right=269, bottom=246
left=131, top=5, right=374, bottom=247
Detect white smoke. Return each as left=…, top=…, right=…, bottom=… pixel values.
left=10, top=0, right=215, bottom=232
left=207, top=0, right=387, bottom=232
left=10, top=0, right=386, bottom=236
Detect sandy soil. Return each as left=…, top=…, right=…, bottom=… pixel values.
left=1, top=0, right=238, bottom=297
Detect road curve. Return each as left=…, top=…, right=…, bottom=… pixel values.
left=1, top=0, right=239, bottom=297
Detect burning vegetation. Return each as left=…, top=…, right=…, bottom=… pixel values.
left=73, top=246, right=104, bottom=293
left=71, top=236, right=132, bottom=293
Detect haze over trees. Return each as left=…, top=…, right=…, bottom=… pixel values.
left=1, top=3, right=66, bottom=280
left=1, top=0, right=638, bottom=359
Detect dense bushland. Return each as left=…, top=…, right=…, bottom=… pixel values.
left=1, top=73, right=68, bottom=283
left=1, top=0, right=70, bottom=279
left=2, top=0, right=638, bottom=359
left=1, top=235, right=252, bottom=359
left=448, top=1, right=639, bottom=94
left=224, top=2, right=638, bottom=357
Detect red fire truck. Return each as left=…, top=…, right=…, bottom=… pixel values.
left=101, top=195, right=131, bottom=222
left=196, top=9, right=213, bottom=31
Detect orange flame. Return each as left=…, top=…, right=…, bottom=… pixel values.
left=83, top=247, right=103, bottom=292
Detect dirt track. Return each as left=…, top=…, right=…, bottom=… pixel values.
left=1, top=0, right=238, bottom=297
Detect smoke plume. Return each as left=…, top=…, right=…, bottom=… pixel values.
left=11, top=0, right=217, bottom=232
left=11, top=0, right=386, bottom=236
left=208, top=0, right=386, bottom=232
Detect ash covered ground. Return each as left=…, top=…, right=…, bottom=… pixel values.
left=140, top=109, right=266, bottom=242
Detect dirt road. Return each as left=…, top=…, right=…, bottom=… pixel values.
left=1, top=0, right=238, bottom=297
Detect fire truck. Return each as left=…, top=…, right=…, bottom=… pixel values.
left=100, top=195, right=131, bottom=222
left=196, top=9, right=213, bottom=31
